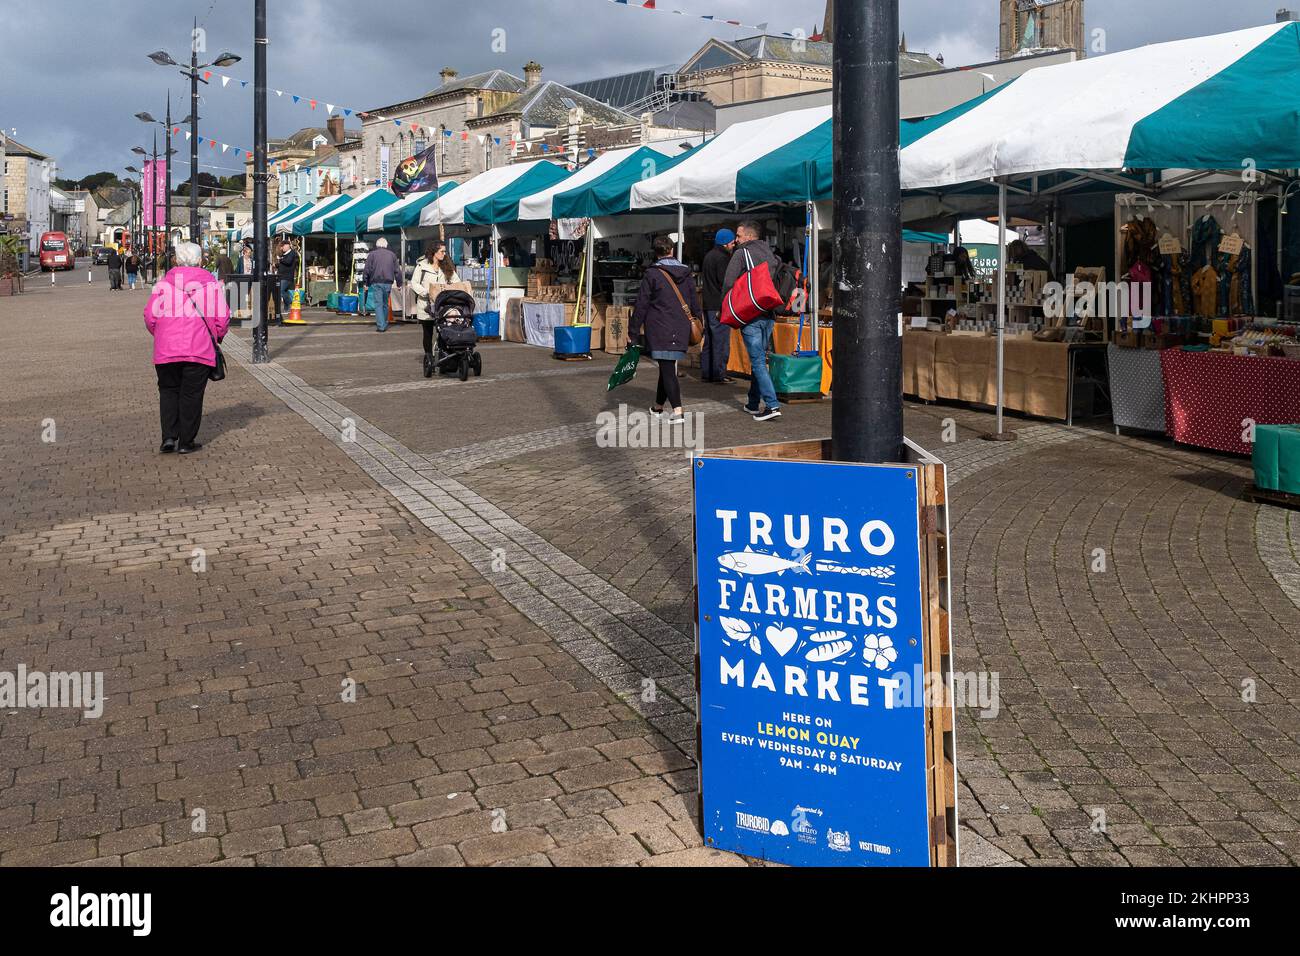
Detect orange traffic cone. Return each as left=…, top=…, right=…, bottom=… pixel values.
left=284, top=287, right=307, bottom=325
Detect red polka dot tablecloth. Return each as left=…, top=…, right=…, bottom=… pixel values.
left=1160, top=349, right=1300, bottom=455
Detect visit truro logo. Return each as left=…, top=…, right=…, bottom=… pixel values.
left=49, top=887, right=151, bottom=937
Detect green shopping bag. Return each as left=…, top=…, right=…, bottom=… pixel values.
left=607, top=345, right=642, bottom=391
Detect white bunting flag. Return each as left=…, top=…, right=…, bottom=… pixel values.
left=221, top=76, right=230, bottom=87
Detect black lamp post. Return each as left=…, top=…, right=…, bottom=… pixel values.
left=832, top=0, right=903, bottom=463
left=125, top=165, right=142, bottom=252
left=147, top=35, right=241, bottom=255
left=251, top=0, right=269, bottom=364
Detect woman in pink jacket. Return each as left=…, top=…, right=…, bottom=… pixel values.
left=143, top=242, right=230, bottom=454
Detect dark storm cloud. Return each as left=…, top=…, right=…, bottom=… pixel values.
left=0, top=0, right=1285, bottom=180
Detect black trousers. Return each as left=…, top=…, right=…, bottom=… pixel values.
left=654, top=359, right=682, bottom=410
left=156, top=362, right=210, bottom=445
left=109, top=269, right=122, bottom=290
left=422, top=320, right=435, bottom=354
left=701, top=310, right=731, bottom=381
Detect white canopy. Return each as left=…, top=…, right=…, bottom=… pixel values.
left=419, top=162, right=563, bottom=227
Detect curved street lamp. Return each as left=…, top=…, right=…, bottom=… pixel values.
left=147, top=30, right=242, bottom=250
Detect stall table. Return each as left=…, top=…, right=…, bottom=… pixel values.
left=522, top=300, right=567, bottom=349
left=1107, top=344, right=1166, bottom=434
left=1161, top=349, right=1300, bottom=455
left=906, top=333, right=1104, bottom=424
left=728, top=320, right=834, bottom=394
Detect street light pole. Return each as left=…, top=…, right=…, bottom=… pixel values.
left=251, top=0, right=270, bottom=364
left=190, top=20, right=201, bottom=249
left=165, top=91, right=173, bottom=271
left=831, top=0, right=903, bottom=464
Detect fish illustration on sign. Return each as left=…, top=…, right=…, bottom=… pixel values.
left=717, top=547, right=812, bottom=577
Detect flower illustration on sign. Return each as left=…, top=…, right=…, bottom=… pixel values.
left=862, top=634, right=898, bottom=671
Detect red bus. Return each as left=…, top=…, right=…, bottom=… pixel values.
left=39, top=232, right=75, bottom=271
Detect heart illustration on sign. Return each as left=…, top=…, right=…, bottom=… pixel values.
left=765, top=625, right=798, bottom=657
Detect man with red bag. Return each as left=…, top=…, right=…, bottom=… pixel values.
left=722, top=221, right=782, bottom=421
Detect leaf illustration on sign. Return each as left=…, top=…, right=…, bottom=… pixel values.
left=719, top=617, right=753, bottom=643
left=765, top=625, right=798, bottom=657
left=863, top=634, right=899, bottom=670
left=748, top=635, right=762, bottom=655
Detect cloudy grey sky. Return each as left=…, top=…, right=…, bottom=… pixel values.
left=0, top=0, right=1286, bottom=181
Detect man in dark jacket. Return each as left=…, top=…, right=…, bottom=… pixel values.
left=107, top=248, right=123, bottom=291
left=275, top=240, right=299, bottom=322
left=700, top=229, right=736, bottom=384
left=722, top=220, right=781, bottom=421
left=361, top=238, right=403, bottom=332
left=629, top=235, right=702, bottom=422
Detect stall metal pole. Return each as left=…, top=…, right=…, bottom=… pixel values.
left=584, top=225, right=595, bottom=325
left=490, top=223, right=500, bottom=319
left=400, top=229, right=406, bottom=316
left=832, top=0, right=902, bottom=463
left=334, top=234, right=339, bottom=292
left=996, top=179, right=1007, bottom=435
left=676, top=204, right=685, bottom=260
left=810, top=201, right=821, bottom=340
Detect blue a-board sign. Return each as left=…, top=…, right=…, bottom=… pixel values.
left=693, top=454, right=932, bottom=866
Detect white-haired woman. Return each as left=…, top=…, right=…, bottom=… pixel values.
left=143, top=242, right=230, bottom=454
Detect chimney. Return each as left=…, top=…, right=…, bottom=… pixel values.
left=327, top=116, right=345, bottom=145
left=1279, top=8, right=1299, bottom=21
left=523, top=61, right=543, bottom=89
left=440, top=66, right=459, bottom=86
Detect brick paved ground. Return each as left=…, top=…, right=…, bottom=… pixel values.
left=2, top=273, right=1298, bottom=866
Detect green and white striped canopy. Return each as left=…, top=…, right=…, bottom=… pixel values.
left=238, top=203, right=304, bottom=241
left=631, top=22, right=1300, bottom=207
left=363, top=182, right=459, bottom=232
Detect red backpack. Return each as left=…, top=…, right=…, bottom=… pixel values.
left=721, top=246, right=785, bottom=328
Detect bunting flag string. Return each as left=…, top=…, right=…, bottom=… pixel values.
left=183, top=1, right=797, bottom=165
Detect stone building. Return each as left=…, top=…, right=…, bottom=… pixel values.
left=244, top=117, right=357, bottom=208
left=1, top=135, right=54, bottom=255
left=675, top=32, right=943, bottom=107
left=999, top=0, right=1086, bottom=59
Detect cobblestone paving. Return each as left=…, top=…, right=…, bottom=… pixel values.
left=4, top=279, right=1299, bottom=867
left=0, top=282, right=731, bottom=867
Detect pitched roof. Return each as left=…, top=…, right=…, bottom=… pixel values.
left=568, top=66, right=677, bottom=110
left=435, top=69, right=525, bottom=96
left=684, top=34, right=943, bottom=77
left=476, top=81, right=635, bottom=128
left=1, top=135, right=48, bottom=160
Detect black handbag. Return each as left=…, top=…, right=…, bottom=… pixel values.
left=185, top=290, right=226, bottom=382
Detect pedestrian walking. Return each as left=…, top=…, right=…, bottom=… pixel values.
left=361, top=237, right=402, bottom=333
left=107, top=247, right=123, bottom=291
left=411, top=240, right=460, bottom=371
left=723, top=220, right=782, bottom=422
left=143, top=241, right=229, bottom=455
left=124, top=251, right=140, bottom=291
left=700, top=228, right=736, bottom=384
left=275, top=239, right=299, bottom=320
left=629, top=235, right=701, bottom=426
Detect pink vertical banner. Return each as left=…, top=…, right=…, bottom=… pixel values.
left=142, top=160, right=167, bottom=229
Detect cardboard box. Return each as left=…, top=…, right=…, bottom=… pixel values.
left=604, top=306, right=631, bottom=354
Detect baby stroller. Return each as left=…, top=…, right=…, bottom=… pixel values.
left=423, top=288, right=482, bottom=381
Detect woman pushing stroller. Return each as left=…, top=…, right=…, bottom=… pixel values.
left=411, top=240, right=461, bottom=377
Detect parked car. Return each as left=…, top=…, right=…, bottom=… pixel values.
left=91, top=245, right=110, bottom=266
left=38, top=232, right=74, bottom=271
